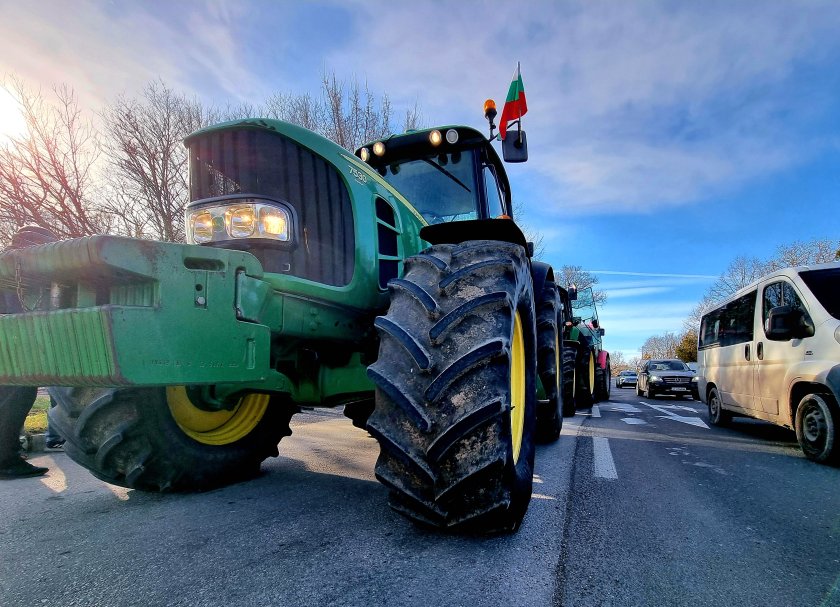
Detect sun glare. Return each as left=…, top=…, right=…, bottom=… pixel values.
left=0, top=86, right=27, bottom=143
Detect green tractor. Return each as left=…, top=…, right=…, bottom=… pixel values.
left=562, top=286, right=611, bottom=409
left=0, top=112, right=571, bottom=532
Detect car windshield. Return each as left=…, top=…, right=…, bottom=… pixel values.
left=621, top=371, right=636, bottom=376
left=649, top=361, right=690, bottom=371
left=799, top=267, right=840, bottom=320
left=379, top=150, right=478, bottom=224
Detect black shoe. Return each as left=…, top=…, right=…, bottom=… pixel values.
left=0, top=457, right=48, bottom=479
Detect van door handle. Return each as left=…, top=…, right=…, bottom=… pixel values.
left=745, top=344, right=751, bottom=361
left=757, top=341, right=764, bottom=360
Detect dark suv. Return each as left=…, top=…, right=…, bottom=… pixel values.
left=637, top=359, right=699, bottom=400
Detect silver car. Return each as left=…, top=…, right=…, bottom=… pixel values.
left=615, top=370, right=637, bottom=388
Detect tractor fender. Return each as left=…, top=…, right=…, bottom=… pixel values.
left=530, top=261, right=555, bottom=299
left=597, top=350, right=610, bottom=370
left=419, top=219, right=528, bottom=249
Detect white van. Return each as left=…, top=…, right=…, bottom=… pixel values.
left=697, top=261, right=840, bottom=463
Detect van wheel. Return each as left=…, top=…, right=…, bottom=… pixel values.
left=796, top=393, right=840, bottom=464
left=707, top=387, right=730, bottom=426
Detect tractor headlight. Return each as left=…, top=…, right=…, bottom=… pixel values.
left=359, top=147, right=370, bottom=162
left=373, top=141, right=386, bottom=157
left=429, top=130, right=442, bottom=146
left=186, top=199, right=291, bottom=245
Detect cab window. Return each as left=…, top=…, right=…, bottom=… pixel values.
left=483, top=165, right=505, bottom=218
left=762, top=280, right=806, bottom=331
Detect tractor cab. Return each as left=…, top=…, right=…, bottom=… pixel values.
left=355, top=126, right=513, bottom=225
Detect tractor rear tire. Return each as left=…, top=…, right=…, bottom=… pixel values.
left=535, top=279, right=562, bottom=443
left=575, top=346, right=596, bottom=409
left=367, top=241, right=537, bottom=533
left=561, top=343, right=577, bottom=417
left=48, top=387, right=295, bottom=491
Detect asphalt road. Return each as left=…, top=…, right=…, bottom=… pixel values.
left=1, top=390, right=838, bottom=606
left=558, top=386, right=840, bottom=607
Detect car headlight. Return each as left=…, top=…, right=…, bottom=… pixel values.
left=186, top=199, right=291, bottom=244
left=691, top=376, right=699, bottom=383
left=650, top=375, right=662, bottom=383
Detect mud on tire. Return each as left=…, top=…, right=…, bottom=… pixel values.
left=49, top=387, right=295, bottom=491
left=561, top=343, right=577, bottom=417
left=367, top=240, right=537, bottom=532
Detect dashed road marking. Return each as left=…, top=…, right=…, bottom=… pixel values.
left=639, top=401, right=710, bottom=429
left=593, top=437, right=618, bottom=480
left=621, top=417, right=647, bottom=425
left=591, top=405, right=601, bottom=418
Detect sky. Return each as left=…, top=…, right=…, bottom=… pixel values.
left=0, top=0, right=838, bottom=358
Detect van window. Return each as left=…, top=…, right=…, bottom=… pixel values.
left=700, top=291, right=756, bottom=349
left=762, top=280, right=806, bottom=330
left=800, top=268, right=840, bottom=320
left=721, top=292, right=756, bottom=346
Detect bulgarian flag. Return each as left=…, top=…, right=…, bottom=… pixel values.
left=499, top=63, right=528, bottom=140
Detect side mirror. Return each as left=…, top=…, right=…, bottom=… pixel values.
left=598, top=328, right=605, bottom=336
left=502, top=130, right=528, bottom=163
left=572, top=316, right=581, bottom=324
left=766, top=305, right=816, bottom=341
left=526, top=241, right=534, bottom=257
left=568, top=286, right=577, bottom=301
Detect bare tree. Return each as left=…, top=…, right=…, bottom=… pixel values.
left=640, top=332, right=680, bottom=360
left=558, top=265, right=607, bottom=306
left=0, top=78, right=108, bottom=242
left=100, top=81, right=218, bottom=242
left=321, top=72, right=392, bottom=150
left=768, top=238, right=839, bottom=269
left=609, top=351, right=628, bottom=375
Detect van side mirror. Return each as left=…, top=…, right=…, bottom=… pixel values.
left=598, top=328, right=606, bottom=336
left=568, top=286, right=577, bottom=301
left=502, top=130, right=528, bottom=163
left=766, top=305, right=816, bottom=341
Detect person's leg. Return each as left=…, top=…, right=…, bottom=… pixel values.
left=45, top=394, right=64, bottom=448
left=0, top=386, right=48, bottom=478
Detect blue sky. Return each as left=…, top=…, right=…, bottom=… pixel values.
left=1, top=0, right=838, bottom=358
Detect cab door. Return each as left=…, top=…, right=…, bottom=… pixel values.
left=753, top=279, right=812, bottom=420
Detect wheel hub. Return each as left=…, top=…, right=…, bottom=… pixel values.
left=167, top=387, right=269, bottom=445
left=803, top=406, right=825, bottom=443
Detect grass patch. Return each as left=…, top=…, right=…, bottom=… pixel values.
left=24, top=396, right=52, bottom=434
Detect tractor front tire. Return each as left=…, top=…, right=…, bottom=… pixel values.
left=49, top=386, right=295, bottom=491
left=367, top=241, right=537, bottom=533
left=594, top=359, right=611, bottom=402
left=535, top=278, right=562, bottom=443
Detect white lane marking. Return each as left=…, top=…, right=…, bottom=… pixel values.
left=591, top=405, right=601, bottom=418
left=608, top=402, right=642, bottom=413
left=655, top=404, right=702, bottom=413
left=621, top=417, right=647, bottom=425
left=593, top=437, right=618, bottom=479
left=639, top=401, right=710, bottom=429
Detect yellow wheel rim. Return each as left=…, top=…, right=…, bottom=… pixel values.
left=166, top=387, right=269, bottom=446
left=588, top=352, right=595, bottom=391
left=510, top=312, right=526, bottom=464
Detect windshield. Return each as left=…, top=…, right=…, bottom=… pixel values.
left=799, top=267, right=840, bottom=320
left=379, top=150, right=477, bottom=224
left=649, top=360, right=690, bottom=371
